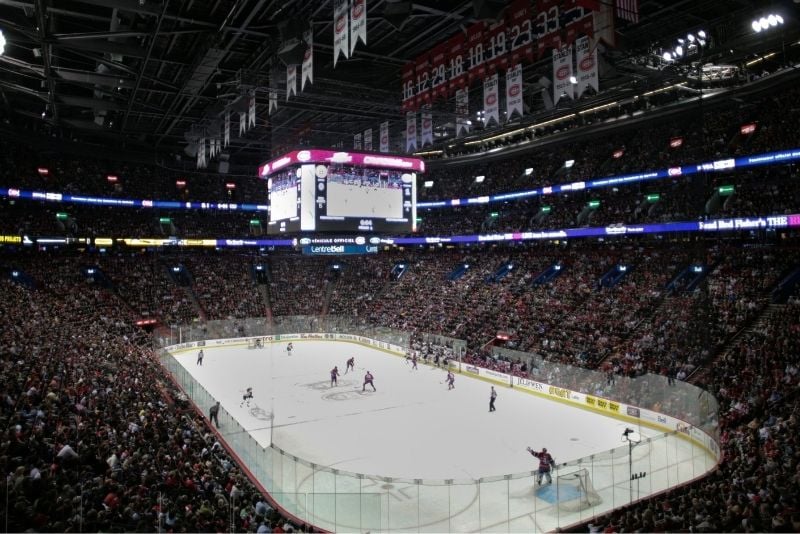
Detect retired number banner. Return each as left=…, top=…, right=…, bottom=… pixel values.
left=506, top=63, right=523, bottom=119
left=379, top=121, right=389, bottom=152
left=552, top=45, right=573, bottom=105
left=483, top=74, right=499, bottom=126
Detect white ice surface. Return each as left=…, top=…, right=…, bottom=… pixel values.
left=180, top=341, right=665, bottom=479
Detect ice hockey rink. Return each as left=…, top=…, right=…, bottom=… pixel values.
left=172, top=340, right=715, bottom=532
left=326, top=182, right=403, bottom=219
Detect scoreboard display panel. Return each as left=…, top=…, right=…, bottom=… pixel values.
left=266, top=169, right=301, bottom=234
left=259, top=150, right=423, bottom=235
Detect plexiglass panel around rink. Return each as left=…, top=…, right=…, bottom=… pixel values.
left=157, top=316, right=720, bottom=532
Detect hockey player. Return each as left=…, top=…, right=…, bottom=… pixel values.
left=287, top=342, right=293, bottom=356
left=330, top=366, right=340, bottom=387
left=196, top=349, right=204, bottom=366
left=345, top=357, right=355, bottom=373
left=447, top=371, right=455, bottom=390
left=489, top=386, right=497, bottom=412
left=526, top=446, right=555, bottom=485
left=362, top=371, right=376, bottom=392
left=411, top=353, right=418, bottom=370
left=240, top=387, right=253, bottom=408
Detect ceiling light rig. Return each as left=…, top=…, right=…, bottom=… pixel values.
left=0, top=28, right=6, bottom=56
left=751, top=14, right=784, bottom=33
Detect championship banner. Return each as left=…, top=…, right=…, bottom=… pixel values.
left=483, top=73, right=499, bottom=126
left=197, top=137, right=206, bottom=169
left=405, top=111, right=417, bottom=153
left=466, top=21, right=486, bottom=83
left=455, top=88, right=470, bottom=137
left=379, top=121, right=389, bottom=152
left=301, top=29, right=314, bottom=91
left=364, top=128, right=372, bottom=151
left=269, top=90, right=277, bottom=115
left=414, top=52, right=431, bottom=108
left=484, top=18, right=508, bottom=75
left=248, top=92, right=256, bottom=128
left=575, top=35, right=598, bottom=97
left=430, top=42, right=449, bottom=100
left=401, top=62, right=416, bottom=111
left=354, top=132, right=362, bottom=150
left=224, top=111, right=230, bottom=147
left=350, top=0, right=366, bottom=54
left=508, top=0, right=534, bottom=65
left=506, top=63, right=523, bottom=119
left=333, top=0, right=349, bottom=67
left=420, top=109, right=433, bottom=147
left=286, top=65, right=297, bottom=101
left=238, top=112, right=246, bottom=136
left=447, top=33, right=467, bottom=94
left=552, top=45, right=574, bottom=105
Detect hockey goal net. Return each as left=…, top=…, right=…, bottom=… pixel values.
left=246, top=338, right=261, bottom=349
left=555, top=468, right=602, bottom=512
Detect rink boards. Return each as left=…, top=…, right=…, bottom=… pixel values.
left=165, top=334, right=720, bottom=532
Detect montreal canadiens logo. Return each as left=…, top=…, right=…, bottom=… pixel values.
left=509, top=84, right=521, bottom=96
left=556, top=66, right=570, bottom=80
left=408, top=125, right=416, bottom=134
left=381, top=136, right=388, bottom=143
left=336, top=15, right=346, bottom=33
left=304, top=48, right=311, bottom=60
left=485, top=94, right=497, bottom=105
left=352, top=0, right=364, bottom=18
left=580, top=57, right=595, bottom=71
left=423, top=119, right=432, bottom=128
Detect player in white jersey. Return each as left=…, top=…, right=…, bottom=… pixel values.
left=286, top=342, right=293, bottom=356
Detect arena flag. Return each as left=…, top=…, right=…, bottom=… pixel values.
left=224, top=111, right=230, bottom=147
left=455, top=87, right=470, bottom=137
left=483, top=73, right=500, bottom=127
left=364, top=128, right=373, bottom=151
left=248, top=91, right=256, bottom=129
left=421, top=109, right=433, bottom=147
left=269, top=90, right=277, bottom=115
left=379, top=120, right=389, bottom=152
left=575, top=36, right=598, bottom=97
left=350, top=0, right=367, bottom=54
left=238, top=112, right=246, bottom=136
left=286, top=65, right=297, bottom=101
left=553, top=45, right=574, bottom=106
left=301, top=29, right=314, bottom=91
left=506, top=63, right=523, bottom=120
left=405, top=111, right=417, bottom=153
left=333, top=0, right=349, bottom=67
left=354, top=132, right=362, bottom=149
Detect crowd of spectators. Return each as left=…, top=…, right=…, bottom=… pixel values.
left=0, top=257, right=310, bottom=532
left=2, top=238, right=800, bottom=531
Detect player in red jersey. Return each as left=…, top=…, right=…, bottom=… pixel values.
left=447, top=371, right=455, bottom=390
left=526, top=446, right=555, bottom=485
left=362, top=371, right=376, bottom=392
left=330, top=366, right=340, bottom=387
left=345, top=357, right=355, bottom=373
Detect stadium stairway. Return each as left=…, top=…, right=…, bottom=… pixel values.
left=594, top=290, right=673, bottom=370
left=688, top=303, right=785, bottom=387
left=259, top=285, right=273, bottom=325
left=185, top=285, right=207, bottom=322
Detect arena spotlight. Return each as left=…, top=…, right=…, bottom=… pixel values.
left=474, top=175, right=485, bottom=183
left=697, top=30, right=706, bottom=39
left=0, top=29, right=6, bottom=56
left=569, top=75, right=577, bottom=84
left=674, top=45, right=684, bottom=57
left=752, top=14, right=784, bottom=32
left=423, top=180, right=434, bottom=188
left=662, top=51, right=672, bottom=61
left=524, top=167, right=534, bottom=176
left=564, top=159, right=575, bottom=168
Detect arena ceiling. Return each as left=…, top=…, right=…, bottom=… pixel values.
left=0, top=0, right=796, bottom=165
